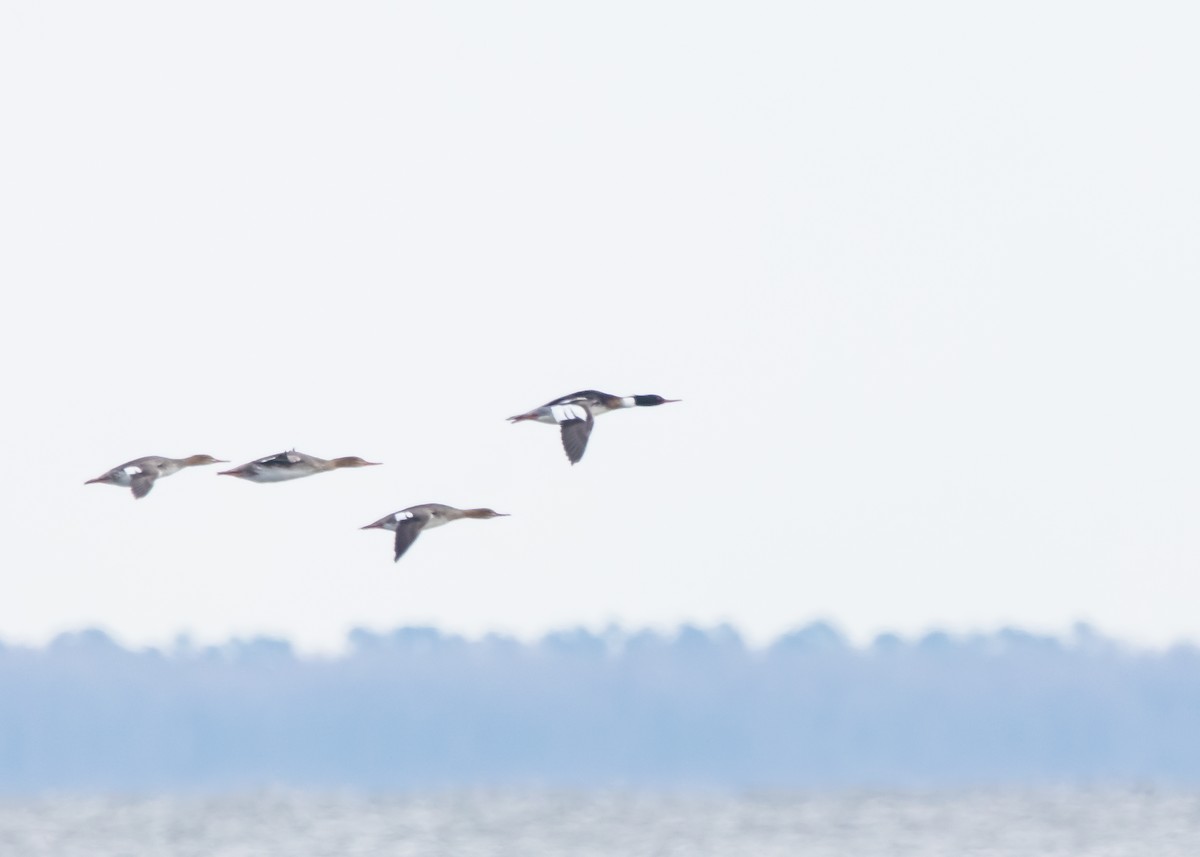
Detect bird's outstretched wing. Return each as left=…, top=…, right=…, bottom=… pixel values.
left=393, top=516, right=425, bottom=562
left=552, top=403, right=594, bottom=464
left=259, top=451, right=301, bottom=467
left=130, top=473, right=156, bottom=499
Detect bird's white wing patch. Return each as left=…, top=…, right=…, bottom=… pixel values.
left=394, top=511, right=415, bottom=522
left=122, top=466, right=144, bottom=476
left=550, top=404, right=589, bottom=423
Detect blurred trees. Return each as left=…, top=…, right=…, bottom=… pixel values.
left=1, top=623, right=1198, bottom=791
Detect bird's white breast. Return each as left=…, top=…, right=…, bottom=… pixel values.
left=249, top=466, right=310, bottom=483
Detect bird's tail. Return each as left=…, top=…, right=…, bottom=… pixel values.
left=507, top=412, right=536, bottom=423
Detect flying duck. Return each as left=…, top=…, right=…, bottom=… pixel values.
left=361, top=503, right=509, bottom=562
left=218, top=450, right=381, bottom=482
left=507, top=390, right=680, bottom=464
left=85, top=454, right=227, bottom=499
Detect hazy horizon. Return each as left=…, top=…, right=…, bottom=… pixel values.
left=0, top=617, right=1179, bottom=657
left=4, top=620, right=1199, bottom=793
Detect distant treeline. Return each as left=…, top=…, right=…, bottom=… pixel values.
left=1, top=623, right=1198, bottom=791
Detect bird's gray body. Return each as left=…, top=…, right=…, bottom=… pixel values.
left=219, top=450, right=380, bottom=483
left=85, top=454, right=225, bottom=498
left=224, top=451, right=325, bottom=483
left=361, top=503, right=508, bottom=562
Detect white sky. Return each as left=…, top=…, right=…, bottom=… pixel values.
left=2, top=1, right=1199, bottom=652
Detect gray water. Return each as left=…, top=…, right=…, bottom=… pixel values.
left=1, top=790, right=1197, bottom=856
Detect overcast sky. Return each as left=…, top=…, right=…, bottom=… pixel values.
left=2, top=1, right=1198, bottom=652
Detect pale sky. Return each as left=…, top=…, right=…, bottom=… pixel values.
left=2, top=1, right=1199, bottom=652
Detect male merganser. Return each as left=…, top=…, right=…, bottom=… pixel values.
left=507, top=390, right=680, bottom=464
left=361, top=503, right=509, bottom=562
left=85, top=454, right=227, bottom=499
left=218, top=450, right=381, bottom=482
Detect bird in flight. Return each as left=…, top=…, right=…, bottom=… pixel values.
left=507, top=390, right=680, bottom=464
left=85, top=454, right=227, bottom=499
left=361, top=503, right=509, bottom=562
left=218, top=450, right=381, bottom=483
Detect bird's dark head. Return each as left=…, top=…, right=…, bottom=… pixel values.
left=632, top=394, right=681, bottom=407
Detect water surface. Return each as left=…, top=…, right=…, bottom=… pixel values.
left=1, top=789, right=1197, bottom=856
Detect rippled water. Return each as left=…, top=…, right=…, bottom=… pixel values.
left=1, top=789, right=1198, bottom=856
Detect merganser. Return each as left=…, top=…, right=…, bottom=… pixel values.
left=218, top=450, right=381, bottom=482
left=361, top=503, right=509, bottom=562
left=507, top=390, right=680, bottom=464
left=85, top=454, right=227, bottom=499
